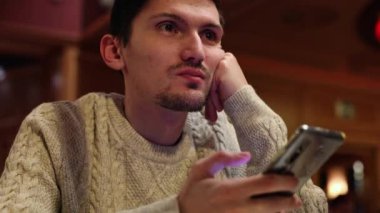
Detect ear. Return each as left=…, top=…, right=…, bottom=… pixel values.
left=99, top=34, right=125, bottom=71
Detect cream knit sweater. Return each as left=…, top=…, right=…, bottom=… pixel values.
left=0, top=86, right=327, bottom=212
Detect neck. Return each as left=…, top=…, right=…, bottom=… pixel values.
left=123, top=95, right=188, bottom=146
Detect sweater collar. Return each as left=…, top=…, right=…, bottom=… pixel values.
left=105, top=93, right=195, bottom=163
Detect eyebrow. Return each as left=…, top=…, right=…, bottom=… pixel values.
left=150, top=13, right=224, bottom=32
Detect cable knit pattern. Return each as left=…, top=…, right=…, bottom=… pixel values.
left=224, top=86, right=288, bottom=175
left=0, top=86, right=327, bottom=212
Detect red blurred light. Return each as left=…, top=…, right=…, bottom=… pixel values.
left=376, top=18, right=380, bottom=42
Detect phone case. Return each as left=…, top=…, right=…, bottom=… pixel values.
left=264, top=124, right=345, bottom=192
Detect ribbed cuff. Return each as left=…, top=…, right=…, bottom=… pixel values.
left=224, top=85, right=273, bottom=123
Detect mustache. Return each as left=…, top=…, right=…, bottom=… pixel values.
left=170, top=61, right=209, bottom=74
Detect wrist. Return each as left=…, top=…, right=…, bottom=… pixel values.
left=221, top=82, right=249, bottom=104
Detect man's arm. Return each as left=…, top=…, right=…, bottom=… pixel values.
left=208, top=52, right=328, bottom=212
left=223, top=85, right=287, bottom=175
left=223, top=85, right=328, bottom=212
left=0, top=115, right=60, bottom=212
left=207, top=52, right=287, bottom=174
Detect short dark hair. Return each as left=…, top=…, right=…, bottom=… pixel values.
left=110, top=0, right=224, bottom=44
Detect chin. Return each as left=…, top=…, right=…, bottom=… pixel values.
left=156, top=89, right=207, bottom=112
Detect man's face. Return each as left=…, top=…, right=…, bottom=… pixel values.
left=121, top=0, right=225, bottom=111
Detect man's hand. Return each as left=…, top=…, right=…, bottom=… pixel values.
left=178, top=151, right=302, bottom=213
left=205, top=53, right=249, bottom=122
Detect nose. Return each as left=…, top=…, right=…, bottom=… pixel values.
left=180, top=32, right=205, bottom=64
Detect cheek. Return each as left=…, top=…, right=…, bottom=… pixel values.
left=143, top=43, right=175, bottom=69
left=127, top=48, right=162, bottom=76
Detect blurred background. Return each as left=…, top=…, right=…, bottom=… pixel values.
left=0, top=0, right=379, bottom=212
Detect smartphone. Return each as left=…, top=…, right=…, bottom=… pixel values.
left=252, top=124, right=345, bottom=198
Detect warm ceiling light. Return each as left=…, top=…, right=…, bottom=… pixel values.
left=327, top=167, right=348, bottom=200
left=358, top=1, right=380, bottom=48
left=375, top=18, right=380, bottom=42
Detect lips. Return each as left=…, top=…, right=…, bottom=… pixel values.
left=177, top=68, right=206, bottom=80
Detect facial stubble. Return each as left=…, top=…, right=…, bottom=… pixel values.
left=155, top=80, right=211, bottom=112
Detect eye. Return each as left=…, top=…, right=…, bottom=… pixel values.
left=202, top=29, right=220, bottom=44
left=158, top=21, right=179, bottom=34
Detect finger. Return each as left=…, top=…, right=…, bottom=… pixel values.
left=210, top=73, right=223, bottom=112
left=248, top=194, right=302, bottom=212
left=229, top=174, right=298, bottom=198
left=205, top=98, right=217, bottom=123
left=190, top=151, right=251, bottom=182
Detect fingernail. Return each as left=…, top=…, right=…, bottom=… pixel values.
left=238, top=152, right=251, bottom=158
left=237, top=152, right=251, bottom=162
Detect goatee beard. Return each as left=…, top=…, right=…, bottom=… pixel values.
left=155, top=88, right=207, bottom=112
left=156, top=60, right=210, bottom=111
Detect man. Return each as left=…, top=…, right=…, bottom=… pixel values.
left=0, top=0, right=327, bottom=212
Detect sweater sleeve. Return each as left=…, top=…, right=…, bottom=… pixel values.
left=0, top=111, right=60, bottom=212
left=118, top=195, right=179, bottom=213
left=223, top=85, right=327, bottom=212
left=223, top=85, right=287, bottom=175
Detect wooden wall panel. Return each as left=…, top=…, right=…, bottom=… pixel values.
left=302, top=87, right=380, bottom=145
left=77, top=51, right=124, bottom=96
left=246, top=72, right=303, bottom=134
left=0, top=63, right=55, bottom=172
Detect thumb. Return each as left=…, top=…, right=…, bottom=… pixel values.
left=190, top=151, right=251, bottom=182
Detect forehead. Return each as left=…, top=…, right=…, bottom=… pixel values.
left=139, top=0, right=221, bottom=25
